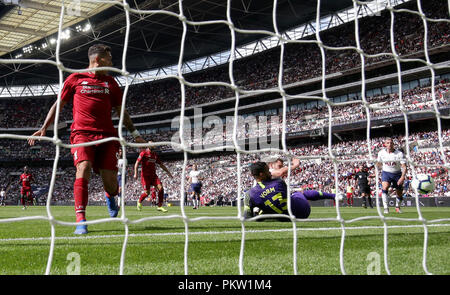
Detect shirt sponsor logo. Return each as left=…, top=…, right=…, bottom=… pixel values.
left=79, top=81, right=110, bottom=94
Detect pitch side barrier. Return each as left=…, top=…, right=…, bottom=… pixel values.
left=12, top=197, right=448, bottom=208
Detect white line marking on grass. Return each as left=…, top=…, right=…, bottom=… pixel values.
left=1, top=223, right=449, bottom=243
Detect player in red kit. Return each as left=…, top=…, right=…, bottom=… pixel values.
left=134, top=142, right=173, bottom=213
left=19, top=166, right=34, bottom=210
left=28, top=44, right=146, bottom=234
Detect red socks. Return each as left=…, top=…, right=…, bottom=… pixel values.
left=74, top=178, right=89, bottom=222
left=139, top=192, right=148, bottom=203
left=158, top=188, right=164, bottom=207
left=138, top=188, right=163, bottom=206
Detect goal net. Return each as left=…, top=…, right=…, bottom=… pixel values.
left=0, top=0, right=449, bottom=275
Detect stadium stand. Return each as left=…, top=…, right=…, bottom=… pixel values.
left=0, top=0, right=448, bottom=207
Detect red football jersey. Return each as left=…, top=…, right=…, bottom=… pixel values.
left=60, top=71, right=122, bottom=134
left=20, top=173, right=34, bottom=188
left=137, top=149, right=162, bottom=177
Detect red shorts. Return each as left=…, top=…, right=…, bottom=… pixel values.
left=70, top=131, right=119, bottom=173
left=21, top=187, right=31, bottom=195
left=141, top=175, right=161, bottom=191
left=346, top=193, right=353, bottom=198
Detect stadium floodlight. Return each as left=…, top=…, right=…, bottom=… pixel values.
left=83, top=23, right=91, bottom=32
left=49, top=38, right=56, bottom=45
left=60, top=29, right=71, bottom=40
left=22, top=45, right=33, bottom=53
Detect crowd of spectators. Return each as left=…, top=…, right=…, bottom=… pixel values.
left=1, top=128, right=449, bottom=206
left=0, top=0, right=448, bottom=129
left=0, top=97, right=51, bottom=129
left=0, top=81, right=449, bottom=159
left=110, top=0, right=450, bottom=115
left=128, top=81, right=450, bottom=150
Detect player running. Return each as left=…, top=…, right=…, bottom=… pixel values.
left=376, top=138, right=407, bottom=214
left=134, top=142, right=173, bottom=213
left=19, top=166, right=34, bottom=210
left=245, top=162, right=343, bottom=220
left=188, top=164, right=203, bottom=209
left=28, top=44, right=146, bottom=234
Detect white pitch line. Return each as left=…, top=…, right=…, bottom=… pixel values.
left=0, top=223, right=449, bottom=243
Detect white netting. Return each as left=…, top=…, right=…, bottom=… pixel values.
left=0, top=0, right=449, bottom=275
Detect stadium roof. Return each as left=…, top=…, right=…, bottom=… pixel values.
left=0, top=0, right=114, bottom=56
left=0, top=0, right=356, bottom=87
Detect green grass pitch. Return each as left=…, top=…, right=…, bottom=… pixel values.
left=0, top=205, right=449, bottom=275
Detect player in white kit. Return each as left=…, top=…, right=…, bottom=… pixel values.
left=105, top=147, right=126, bottom=217
left=376, top=138, right=407, bottom=214
left=188, top=164, right=203, bottom=209
left=0, top=187, right=6, bottom=206
left=116, top=147, right=126, bottom=209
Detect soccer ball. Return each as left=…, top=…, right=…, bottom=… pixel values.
left=411, top=174, right=435, bottom=195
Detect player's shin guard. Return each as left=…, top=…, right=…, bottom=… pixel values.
left=381, top=190, right=389, bottom=209
left=74, top=178, right=89, bottom=222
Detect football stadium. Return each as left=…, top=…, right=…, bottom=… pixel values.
left=0, top=0, right=449, bottom=276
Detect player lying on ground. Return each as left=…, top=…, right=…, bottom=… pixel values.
left=244, top=162, right=343, bottom=220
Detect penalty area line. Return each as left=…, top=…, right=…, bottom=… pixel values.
left=0, top=223, right=449, bottom=243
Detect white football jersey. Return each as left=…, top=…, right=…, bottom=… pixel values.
left=190, top=170, right=202, bottom=183
left=117, top=158, right=126, bottom=175
left=377, top=149, right=405, bottom=173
